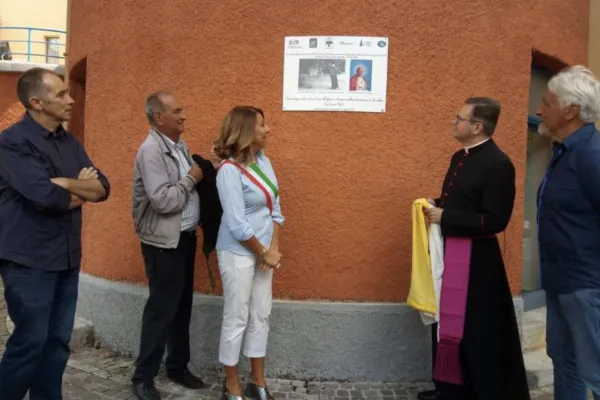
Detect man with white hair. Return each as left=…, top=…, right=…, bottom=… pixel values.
left=536, top=65, right=600, bottom=400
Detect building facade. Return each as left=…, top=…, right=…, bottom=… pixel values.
left=0, top=0, right=67, bottom=130
left=0, top=0, right=67, bottom=64
left=62, top=0, right=591, bottom=382
left=591, top=0, right=600, bottom=118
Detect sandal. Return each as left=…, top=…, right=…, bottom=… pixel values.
left=222, top=379, right=245, bottom=400
left=244, top=375, right=274, bottom=400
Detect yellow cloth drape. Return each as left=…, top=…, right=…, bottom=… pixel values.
left=407, top=198, right=437, bottom=315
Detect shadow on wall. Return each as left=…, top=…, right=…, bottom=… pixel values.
left=0, top=72, right=24, bottom=132
left=532, top=50, right=568, bottom=74
left=68, top=57, right=87, bottom=145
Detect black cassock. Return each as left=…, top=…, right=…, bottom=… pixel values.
left=432, top=139, right=530, bottom=400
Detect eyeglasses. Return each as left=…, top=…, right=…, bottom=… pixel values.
left=454, top=115, right=482, bottom=126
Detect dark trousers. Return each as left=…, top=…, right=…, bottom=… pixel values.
left=132, top=231, right=197, bottom=383
left=0, top=262, right=79, bottom=400
left=431, top=323, right=473, bottom=400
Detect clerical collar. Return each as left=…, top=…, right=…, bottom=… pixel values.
left=464, top=137, right=490, bottom=154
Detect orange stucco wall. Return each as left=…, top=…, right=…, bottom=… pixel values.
left=0, top=73, right=24, bottom=132
left=66, top=0, right=590, bottom=302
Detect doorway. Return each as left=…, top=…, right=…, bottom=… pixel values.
left=521, top=66, right=553, bottom=311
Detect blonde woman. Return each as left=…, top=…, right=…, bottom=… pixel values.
left=213, top=106, right=284, bottom=400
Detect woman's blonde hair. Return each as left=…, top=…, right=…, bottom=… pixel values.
left=213, top=106, right=264, bottom=164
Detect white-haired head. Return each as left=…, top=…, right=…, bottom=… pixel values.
left=547, top=65, right=600, bottom=123
left=537, top=65, right=600, bottom=140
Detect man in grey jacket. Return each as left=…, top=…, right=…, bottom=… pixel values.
left=131, top=91, right=205, bottom=400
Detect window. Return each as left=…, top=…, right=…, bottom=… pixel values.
left=45, top=36, right=60, bottom=64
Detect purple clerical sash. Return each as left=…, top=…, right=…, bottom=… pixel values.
left=432, top=237, right=472, bottom=385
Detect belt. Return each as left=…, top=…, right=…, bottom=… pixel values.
left=180, top=230, right=196, bottom=238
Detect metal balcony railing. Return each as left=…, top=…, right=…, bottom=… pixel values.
left=0, top=26, right=66, bottom=63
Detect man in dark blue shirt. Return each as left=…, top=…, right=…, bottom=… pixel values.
left=536, top=65, right=600, bottom=400
left=0, top=68, right=110, bottom=399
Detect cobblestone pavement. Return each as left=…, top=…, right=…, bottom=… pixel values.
left=0, top=281, right=556, bottom=399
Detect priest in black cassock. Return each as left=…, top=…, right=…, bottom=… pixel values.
left=419, top=97, right=530, bottom=400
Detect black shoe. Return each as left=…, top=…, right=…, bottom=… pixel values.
left=132, top=381, right=161, bottom=400
left=166, top=369, right=207, bottom=389
left=417, top=389, right=439, bottom=400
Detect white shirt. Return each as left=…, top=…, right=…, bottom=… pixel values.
left=357, top=77, right=368, bottom=90
left=161, top=134, right=200, bottom=232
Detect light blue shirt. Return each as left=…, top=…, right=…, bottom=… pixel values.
left=216, top=151, right=284, bottom=255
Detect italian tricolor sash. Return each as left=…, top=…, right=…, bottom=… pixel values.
left=218, top=160, right=278, bottom=214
